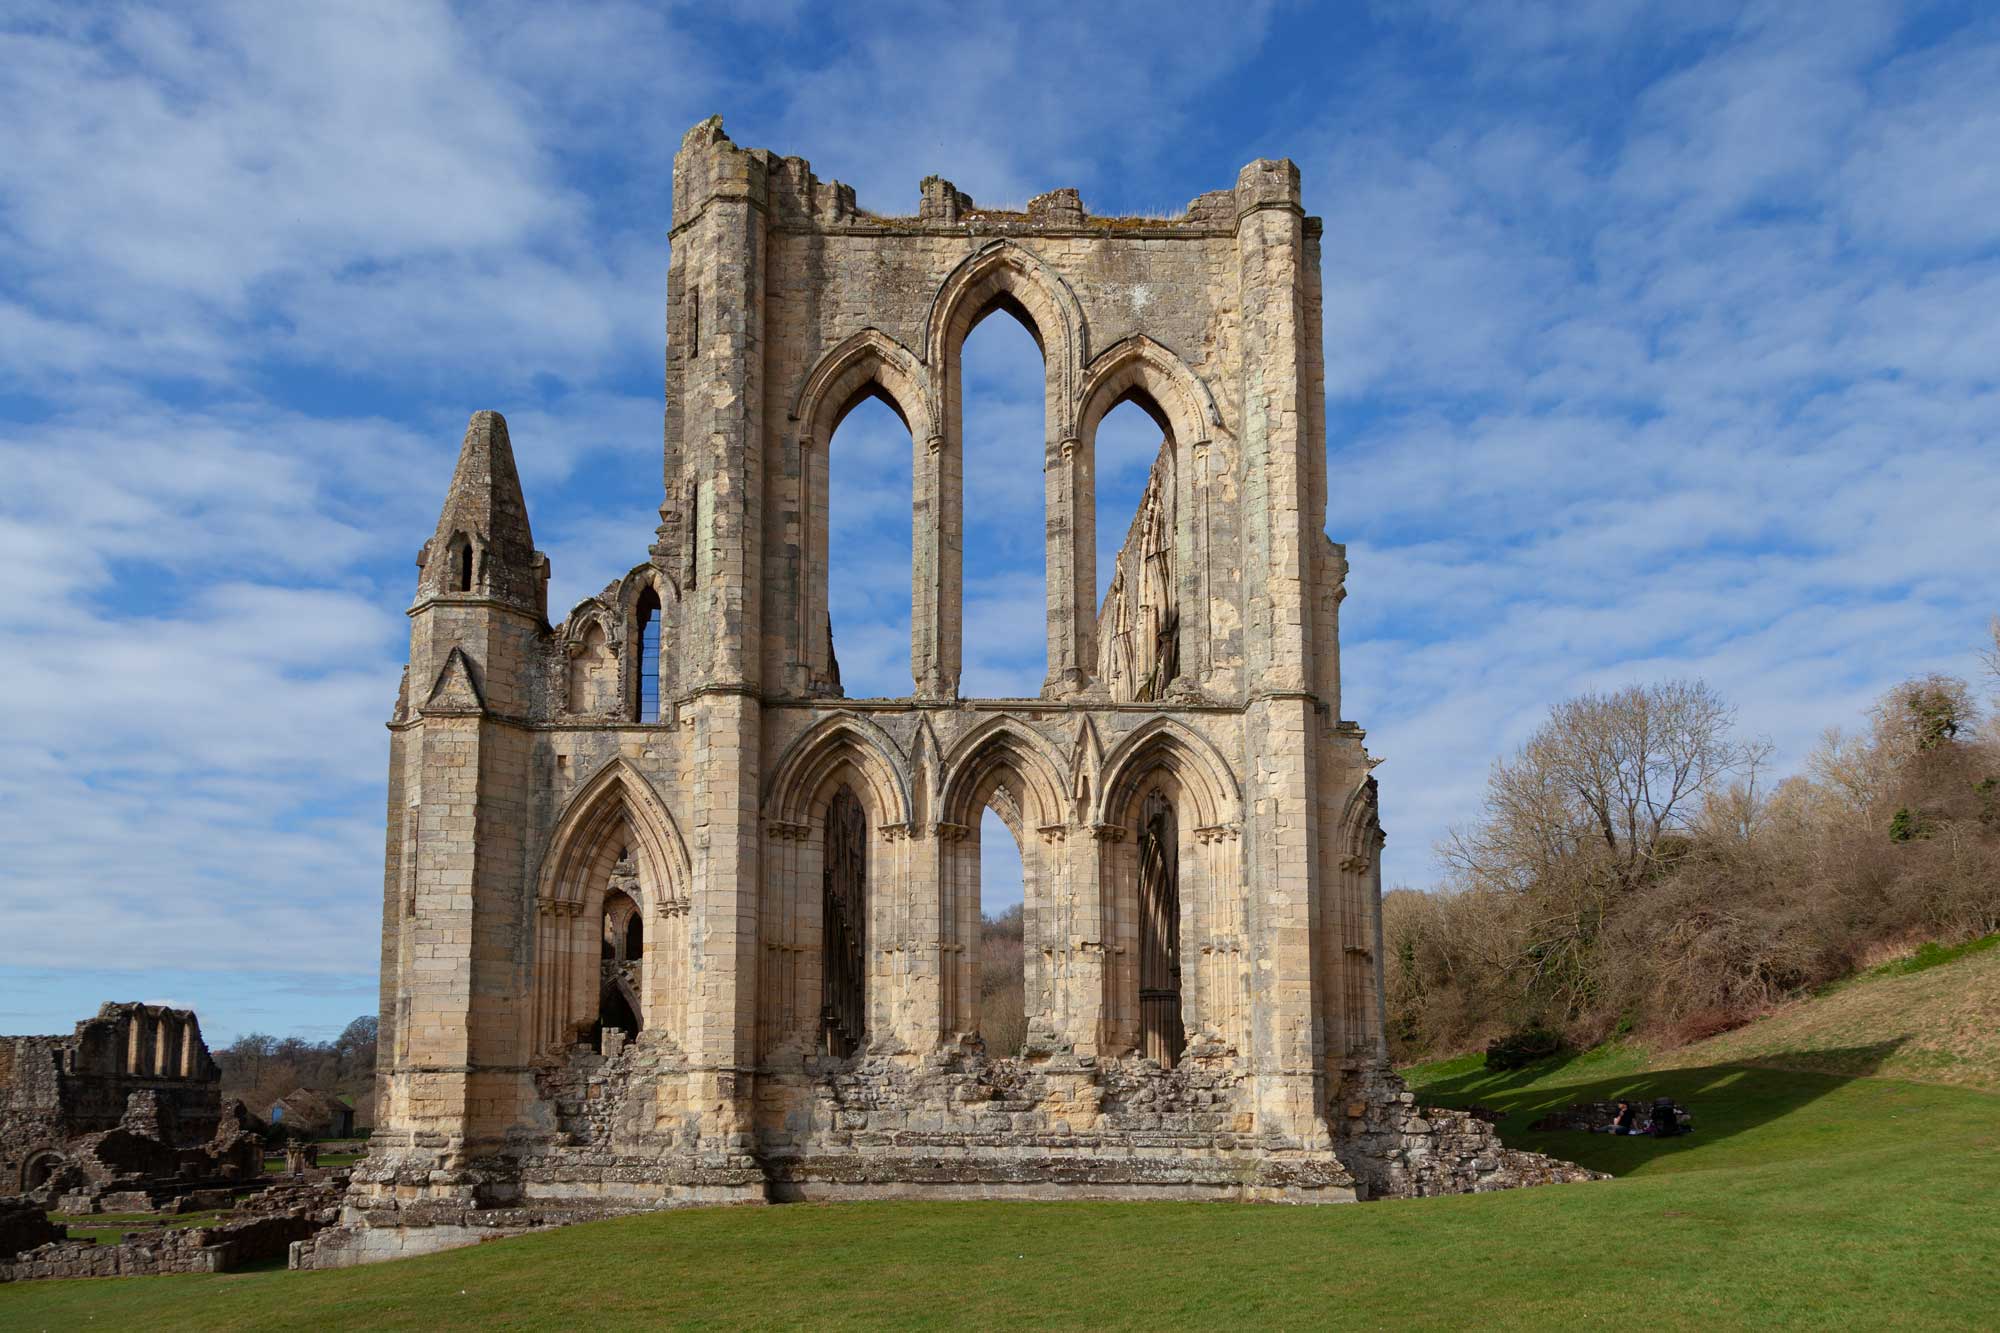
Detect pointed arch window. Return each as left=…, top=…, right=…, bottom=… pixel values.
left=821, top=785, right=868, bottom=1057
left=1138, top=787, right=1184, bottom=1067
left=452, top=536, right=474, bottom=592
left=635, top=588, right=662, bottom=722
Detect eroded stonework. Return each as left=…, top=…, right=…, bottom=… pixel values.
left=0, top=1003, right=230, bottom=1198
left=316, top=118, right=1580, bottom=1265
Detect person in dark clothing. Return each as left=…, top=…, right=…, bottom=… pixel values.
left=1599, top=1098, right=1645, bottom=1134
left=1649, top=1097, right=1686, bottom=1137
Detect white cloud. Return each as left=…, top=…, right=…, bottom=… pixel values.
left=4, top=1, right=1997, bottom=1041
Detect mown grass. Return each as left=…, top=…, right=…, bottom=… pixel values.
left=6, top=1054, right=1998, bottom=1330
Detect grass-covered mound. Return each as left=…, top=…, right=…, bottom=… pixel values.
left=5, top=1056, right=1997, bottom=1330
left=1643, top=930, right=2000, bottom=1090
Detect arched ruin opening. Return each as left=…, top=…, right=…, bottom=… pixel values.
left=975, top=805, right=1028, bottom=1056
left=820, top=785, right=868, bottom=1057
left=824, top=392, right=914, bottom=698
left=22, top=1151, right=65, bottom=1192
left=633, top=588, right=662, bottom=722
left=958, top=304, right=1049, bottom=697
left=1137, top=786, right=1185, bottom=1067
left=1092, top=392, right=1179, bottom=701
left=596, top=886, right=643, bottom=1051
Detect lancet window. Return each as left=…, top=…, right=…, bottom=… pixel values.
left=821, top=786, right=868, bottom=1057
left=1137, top=787, right=1184, bottom=1067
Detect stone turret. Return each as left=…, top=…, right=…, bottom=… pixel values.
left=415, top=410, right=548, bottom=618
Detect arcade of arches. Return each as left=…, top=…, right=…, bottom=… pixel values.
left=321, top=118, right=1599, bottom=1272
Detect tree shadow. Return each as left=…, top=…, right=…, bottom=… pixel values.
left=1417, top=1038, right=1911, bottom=1175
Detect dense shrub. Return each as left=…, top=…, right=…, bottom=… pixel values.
left=1386, top=651, right=2000, bottom=1063
left=1483, top=1027, right=1563, bottom=1070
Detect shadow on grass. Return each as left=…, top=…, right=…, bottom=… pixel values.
left=1418, top=1038, right=1911, bottom=1175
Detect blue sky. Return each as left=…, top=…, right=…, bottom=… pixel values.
left=2, top=1, right=1996, bottom=1043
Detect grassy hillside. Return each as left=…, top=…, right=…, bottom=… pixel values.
left=1646, top=933, right=2000, bottom=1090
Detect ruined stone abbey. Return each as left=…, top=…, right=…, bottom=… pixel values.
left=313, top=119, right=1588, bottom=1265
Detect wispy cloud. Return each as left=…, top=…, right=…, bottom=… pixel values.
left=2, top=2, right=1994, bottom=1041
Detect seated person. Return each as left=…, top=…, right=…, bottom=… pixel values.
left=1598, top=1098, right=1644, bottom=1134
left=1649, top=1097, right=1686, bottom=1137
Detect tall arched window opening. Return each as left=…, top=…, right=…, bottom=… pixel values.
left=959, top=306, right=1047, bottom=697
left=1094, top=396, right=1179, bottom=701
left=976, top=805, right=1027, bottom=1056
left=824, top=394, right=914, bottom=698
left=597, top=885, right=643, bottom=1051
left=453, top=537, right=474, bottom=592
left=1138, top=787, right=1184, bottom=1067
left=821, top=785, right=868, bottom=1057
left=635, top=588, right=661, bottom=722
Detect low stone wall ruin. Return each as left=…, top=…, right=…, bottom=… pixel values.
left=0, top=1179, right=343, bottom=1284
left=1333, top=1065, right=1607, bottom=1200
left=1, top=1214, right=319, bottom=1282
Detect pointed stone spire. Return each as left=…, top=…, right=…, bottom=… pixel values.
left=416, top=411, right=548, bottom=616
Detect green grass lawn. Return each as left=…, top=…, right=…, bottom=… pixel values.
left=6, top=1055, right=1997, bottom=1330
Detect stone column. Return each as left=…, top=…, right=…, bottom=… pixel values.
left=913, top=431, right=959, bottom=698
left=1234, top=157, right=1329, bottom=1147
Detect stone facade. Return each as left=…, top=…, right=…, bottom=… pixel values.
left=1, top=1003, right=224, bottom=1196
left=323, top=118, right=1579, bottom=1264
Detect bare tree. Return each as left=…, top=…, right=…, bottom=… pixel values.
left=1446, top=680, right=1765, bottom=897
left=1984, top=617, right=2000, bottom=697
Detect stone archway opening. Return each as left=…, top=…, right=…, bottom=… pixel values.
left=596, top=882, right=643, bottom=1052
left=958, top=302, right=1050, bottom=698
left=975, top=805, right=1028, bottom=1057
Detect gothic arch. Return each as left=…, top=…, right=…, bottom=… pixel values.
left=933, top=717, right=1070, bottom=1046
left=560, top=597, right=620, bottom=717
left=924, top=240, right=1088, bottom=404
left=760, top=714, right=912, bottom=1062
left=1095, top=716, right=1240, bottom=832
left=1076, top=335, right=1219, bottom=450
left=926, top=240, right=1095, bottom=694
left=791, top=327, right=935, bottom=447
left=615, top=563, right=674, bottom=718
left=784, top=331, right=933, bottom=698
left=538, top=757, right=691, bottom=909
left=1337, top=773, right=1383, bottom=861
left=531, top=758, right=693, bottom=1053
left=938, top=717, right=1070, bottom=833
left=764, top=712, right=913, bottom=829
left=1079, top=336, right=1229, bottom=696
left=1093, top=718, right=1245, bottom=1061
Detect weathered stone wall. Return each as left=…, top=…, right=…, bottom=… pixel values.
left=0, top=1004, right=222, bottom=1194
left=1, top=1214, right=320, bottom=1283
left=340, top=116, right=1584, bottom=1264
